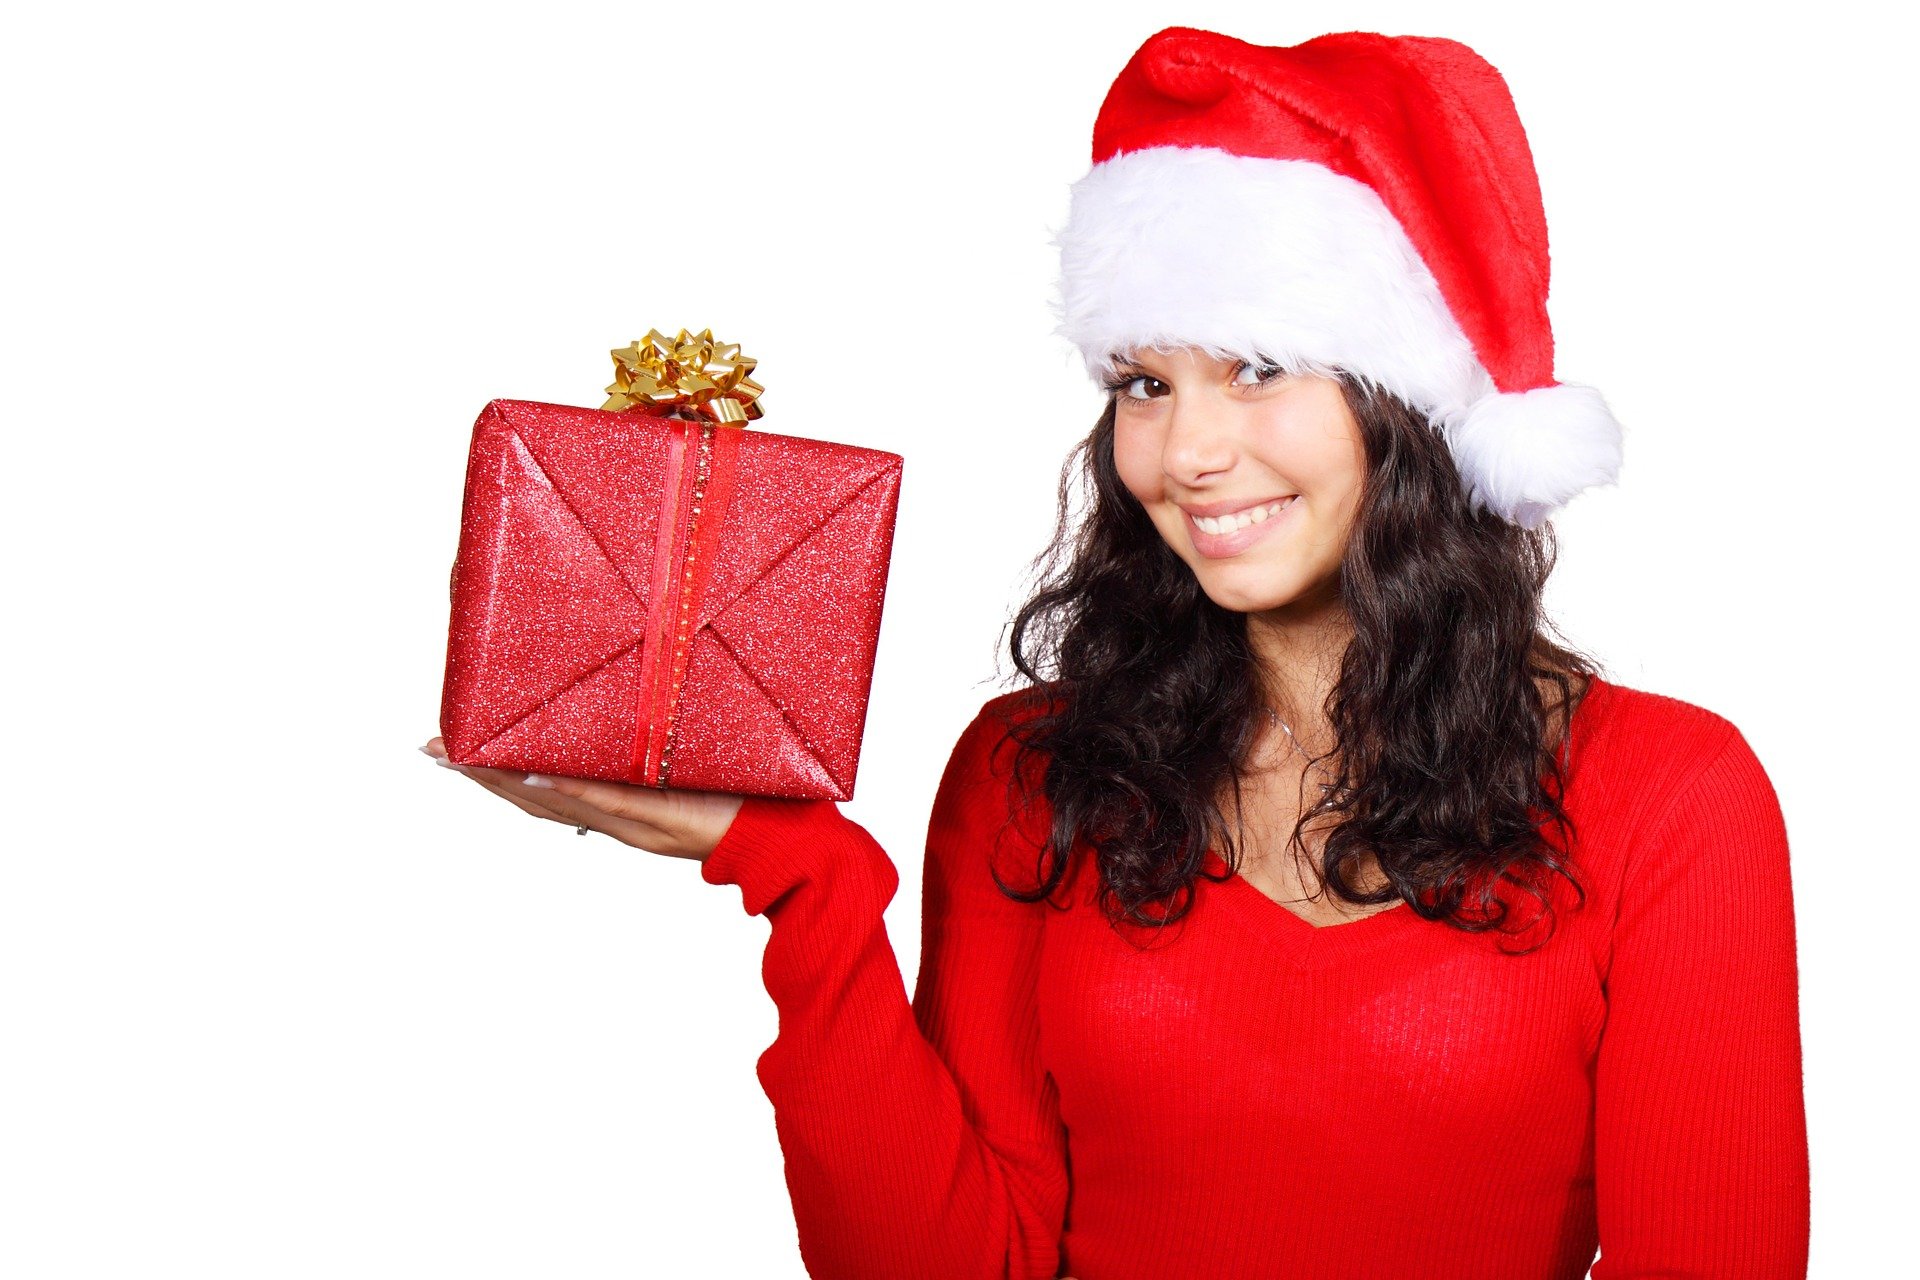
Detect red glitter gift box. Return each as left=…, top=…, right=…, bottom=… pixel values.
left=438, top=339, right=903, bottom=801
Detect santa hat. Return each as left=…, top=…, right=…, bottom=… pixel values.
left=1048, top=27, right=1623, bottom=529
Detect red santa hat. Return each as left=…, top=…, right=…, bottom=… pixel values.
left=1049, top=27, right=1624, bottom=529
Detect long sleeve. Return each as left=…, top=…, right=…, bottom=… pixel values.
left=700, top=703, right=1071, bottom=1280
left=1590, top=726, right=1811, bottom=1279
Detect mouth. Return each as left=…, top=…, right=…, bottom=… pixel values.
left=1183, top=495, right=1299, bottom=559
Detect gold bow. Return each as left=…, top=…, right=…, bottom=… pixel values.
left=601, top=328, right=765, bottom=425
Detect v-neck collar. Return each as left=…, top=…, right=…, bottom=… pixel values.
left=1201, top=847, right=1424, bottom=968
left=1198, top=675, right=1615, bottom=969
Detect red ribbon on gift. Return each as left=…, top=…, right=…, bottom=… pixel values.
left=628, top=418, right=746, bottom=787
left=600, top=330, right=761, bottom=787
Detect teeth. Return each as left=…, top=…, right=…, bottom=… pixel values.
left=1193, top=497, right=1294, bottom=535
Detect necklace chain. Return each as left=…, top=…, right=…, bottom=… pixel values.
left=1266, top=705, right=1337, bottom=794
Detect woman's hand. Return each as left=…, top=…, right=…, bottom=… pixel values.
left=421, top=737, right=745, bottom=862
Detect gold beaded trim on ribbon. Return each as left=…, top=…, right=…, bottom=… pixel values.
left=651, top=422, right=717, bottom=786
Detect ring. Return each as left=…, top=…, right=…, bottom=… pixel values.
left=575, top=824, right=590, bottom=836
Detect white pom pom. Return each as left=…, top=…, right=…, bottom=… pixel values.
left=1446, top=383, right=1624, bottom=529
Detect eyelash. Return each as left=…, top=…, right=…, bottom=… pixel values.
left=1100, top=360, right=1287, bottom=401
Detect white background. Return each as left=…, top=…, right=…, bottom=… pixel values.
left=5, top=1, right=1913, bottom=1275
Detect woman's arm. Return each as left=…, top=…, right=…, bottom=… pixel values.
left=1590, top=726, right=1811, bottom=1279
left=701, top=701, right=1070, bottom=1280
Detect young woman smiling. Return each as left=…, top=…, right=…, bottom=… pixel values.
left=424, top=27, right=1808, bottom=1280
left=1098, top=345, right=1451, bottom=928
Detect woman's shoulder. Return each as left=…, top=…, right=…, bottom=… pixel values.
left=954, top=686, right=1057, bottom=764
left=1577, top=673, right=1768, bottom=816
left=974, top=683, right=1058, bottom=725
left=1584, top=673, right=1742, bottom=748
left=1575, top=678, right=1792, bottom=944
left=952, top=686, right=1064, bottom=819
left=929, top=686, right=1054, bottom=795
left=926, top=688, right=1064, bottom=890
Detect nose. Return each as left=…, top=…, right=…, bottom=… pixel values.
left=1162, top=396, right=1237, bottom=484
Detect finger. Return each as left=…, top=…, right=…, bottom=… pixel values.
left=462, top=766, right=664, bottom=846
left=455, top=766, right=584, bottom=826
left=531, top=773, right=679, bottom=827
left=429, top=754, right=688, bottom=854
left=431, top=755, right=591, bottom=824
left=423, top=742, right=667, bottom=828
left=532, top=775, right=733, bottom=859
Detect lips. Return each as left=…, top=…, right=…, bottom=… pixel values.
left=1183, top=494, right=1299, bottom=559
left=1178, top=494, right=1297, bottom=520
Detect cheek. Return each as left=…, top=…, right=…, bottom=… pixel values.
left=1111, top=420, right=1163, bottom=504
left=1316, top=436, right=1369, bottom=522
left=1295, top=455, right=1363, bottom=519
left=1250, top=401, right=1366, bottom=504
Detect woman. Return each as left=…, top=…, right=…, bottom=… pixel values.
left=424, top=27, right=1809, bottom=1280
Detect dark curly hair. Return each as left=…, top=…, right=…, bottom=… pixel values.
left=990, top=369, right=1603, bottom=954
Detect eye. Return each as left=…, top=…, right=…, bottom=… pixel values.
left=1100, top=371, right=1165, bottom=402
left=1233, top=360, right=1288, bottom=387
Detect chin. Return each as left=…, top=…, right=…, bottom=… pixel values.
left=1192, top=567, right=1310, bottom=615
left=1188, top=545, right=1351, bottom=612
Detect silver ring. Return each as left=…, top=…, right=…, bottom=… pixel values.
left=575, top=824, right=590, bottom=836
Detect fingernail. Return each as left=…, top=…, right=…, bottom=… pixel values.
left=435, top=756, right=467, bottom=771
left=523, top=774, right=554, bottom=788
left=418, top=745, right=436, bottom=757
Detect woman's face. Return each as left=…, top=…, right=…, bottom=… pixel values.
left=1109, top=346, right=1367, bottom=616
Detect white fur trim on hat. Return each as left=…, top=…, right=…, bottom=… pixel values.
left=1047, top=144, right=1623, bottom=525
left=1449, top=383, right=1624, bottom=530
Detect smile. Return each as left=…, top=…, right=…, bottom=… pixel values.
left=1184, top=496, right=1299, bottom=558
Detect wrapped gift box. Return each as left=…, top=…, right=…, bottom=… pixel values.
left=438, top=363, right=903, bottom=800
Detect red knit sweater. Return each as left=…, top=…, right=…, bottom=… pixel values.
left=700, top=675, right=1810, bottom=1279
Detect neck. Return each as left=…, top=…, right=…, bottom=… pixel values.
left=1246, top=589, right=1352, bottom=754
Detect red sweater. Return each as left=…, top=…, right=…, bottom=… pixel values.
left=700, top=675, right=1810, bottom=1279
